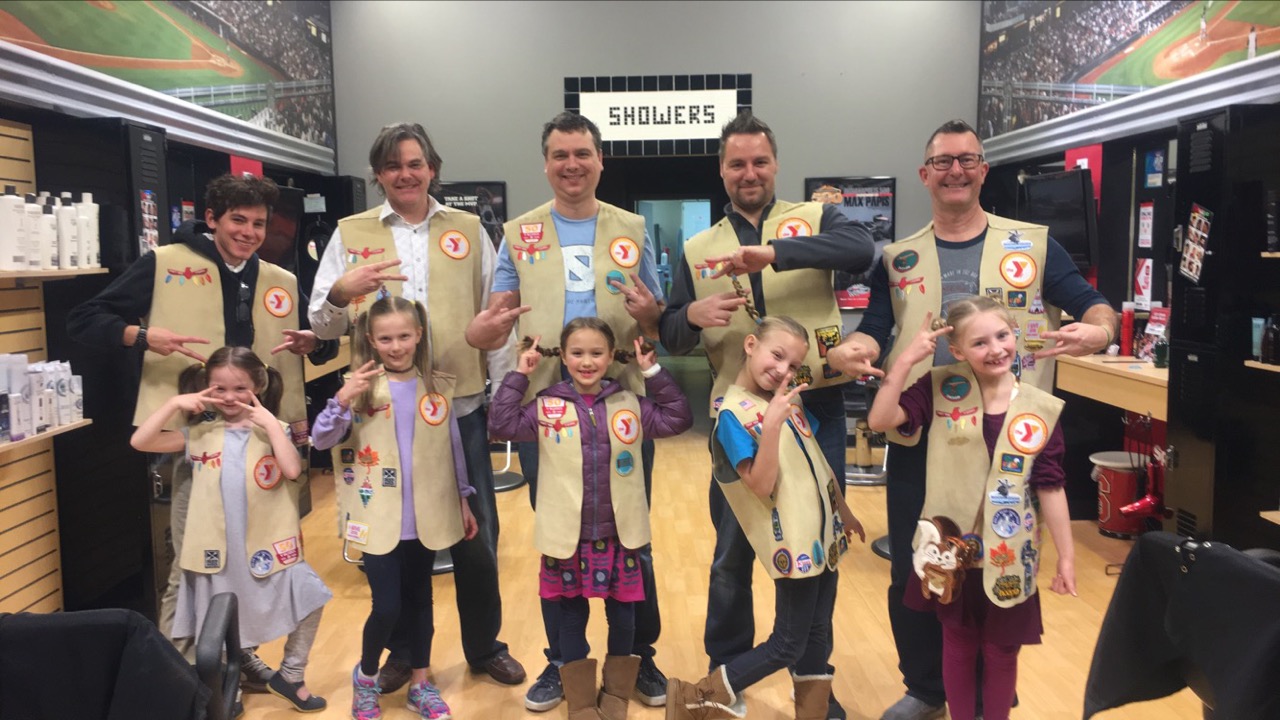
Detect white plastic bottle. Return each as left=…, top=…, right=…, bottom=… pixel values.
left=22, top=194, right=42, bottom=270
left=75, top=192, right=97, bottom=269
left=0, top=185, right=25, bottom=271
left=56, top=194, right=79, bottom=269
left=39, top=203, right=57, bottom=270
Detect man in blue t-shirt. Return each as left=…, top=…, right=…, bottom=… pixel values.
left=465, top=112, right=668, bottom=713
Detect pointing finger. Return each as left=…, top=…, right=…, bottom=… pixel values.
left=175, top=345, right=209, bottom=363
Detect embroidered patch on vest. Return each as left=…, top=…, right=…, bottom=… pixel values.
left=609, top=237, right=640, bottom=268
left=605, top=269, right=626, bottom=294
left=1002, top=230, right=1032, bottom=250
left=345, top=520, right=369, bottom=545
left=204, top=549, right=221, bottom=568
left=789, top=405, right=812, bottom=437
left=164, top=266, right=212, bottom=285
left=342, top=467, right=355, bottom=485
left=273, top=536, right=300, bottom=566
left=891, top=250, right=919, bottom=272
left=773, top=548, right=793, bottom=576
left=249, top=550, right=274, bottom=577
left=341, top=448, right=355, bottom=464
left=1007, top=413, right=1049, bottom=454
left=1008, top=291, right=1027, bottom=308
left=615, top=450, right=635, bottom=476
left=440, top=230, right=470, bottom=259
left=359, top=478, right=373, bottom=507
left=190, top=450, right=221, bottom=471
left=419, top=393, right=449, bottom=426
left=939, top=374, right=971, bottom=401
left=992, top=573, right=1023, bottom=601
left=1000, top=453, right=1025, bottom=474
left=382, top=468, right=397, bottom=487
left=347, top=247, right=385, bottom=263
left=611, top=409, right=640, bottom=444
left=776, top=218, right=812, bottom=238
left=771, top=508, right=784, bottom=540
left=1000, top=252, right=1037, bottom=289
left=796, top=553, right=813, bottom=573
left=263, top=286, right=293, bottom=318
left=254, top=456, right=281, bottom=490
left=991, top=509, right=1020, bottom=538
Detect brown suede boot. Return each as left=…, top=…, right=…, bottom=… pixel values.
left=561, top=658, right=604, bottom=720
left=792, top=672, right=833, bottom=720
left=664, top=666, right=744, bottom=720
left=599, top=654, right=641, bottom=720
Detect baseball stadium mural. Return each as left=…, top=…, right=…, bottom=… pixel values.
left=0, top=0, right=335, bottom=149
left=979, top=0, right=1280, bottom=139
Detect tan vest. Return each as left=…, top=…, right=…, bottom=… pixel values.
left=533, top=390, right=650, bottom=558
left=337, top=206, right=485, bottom=398
left=711, top=384, right=847, bottom=580
left=919, top=363, right=1063, bottom=607
left=332, top=372, right=463, bottom=555
left=881, top=213, right=1059, bottom=445
left=503, top=201, right=646, bottom=401
left=135, top=243, right=306, bottom=430
left=684, top=201, right=848, bottom=417
left=182, top=420, right=303, bottom=578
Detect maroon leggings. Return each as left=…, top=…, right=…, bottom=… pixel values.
left=941, top=623, right=1021, bottom=720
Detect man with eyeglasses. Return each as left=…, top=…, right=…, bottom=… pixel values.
left=658, top=112, right=876, bottom=720
left=309, top=122, right=527, bottom=693
left=67, top=173, right=333, bottom=692
left=829, top=119, right=1115, bottom=720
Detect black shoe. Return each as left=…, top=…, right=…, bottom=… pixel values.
left=239, top=652, right=275, bottom=693
left=267, top=671, right=327, bottom=713
left=828, top=692, right=848, bottom=720
left=231, top=700, right=245, bottom=719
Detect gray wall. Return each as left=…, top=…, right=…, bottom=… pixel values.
left=331, top=0, right=980, bottom=235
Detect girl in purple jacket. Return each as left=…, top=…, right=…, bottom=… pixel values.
left=489, top=316, right=692, bottom=720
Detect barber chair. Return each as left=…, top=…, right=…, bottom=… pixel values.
left=843, top=380, right=893, bottom=560
left=1083, top=532, right=1280, bottom=719
left=0, top=594, right=237, bottom=719
left=492, top=440, right=525, bottom=492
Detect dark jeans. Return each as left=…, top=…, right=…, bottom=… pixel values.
left=521, top=437, right=660, bottom=663
left=557, top=596, right=637, bottom=663
left=387, top=406, right=508, bottom=668
left=724, top=570, right=838, bottom=693
left=704, top=385, right=847, bottom=669
left=362, top=540, right=436, bottom=674
left=886, top=439, right=946, bottom=706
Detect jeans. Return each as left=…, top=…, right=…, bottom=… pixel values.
left=557, top=596, right=637, bottom=663
left=886, top=439, right=946, bottom=705
left=521, top=437, right=660, bottom=663
left=386, top=406, right=508, bottom=668
left=704, top=385, right=847, bottom=669
left=724, top=570, right=838, bottom=693
left=362, top=540, right=436, bottom=674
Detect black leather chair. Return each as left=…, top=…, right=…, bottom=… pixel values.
left=1084, top=532, right=1280, bottom=719
left=195, top=592, right=241, bottom=720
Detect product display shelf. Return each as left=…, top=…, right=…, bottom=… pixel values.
left=1243, top=360, right=1280, bottom=373
left=0, top=419, right=91, bottom=456
left=0, top=268, right=109, bottom=282
left=1262, top=252, right=1280, bottom=258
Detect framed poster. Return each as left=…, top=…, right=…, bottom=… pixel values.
left=803, top=177, right=895, bottom=309
left=433, top=181, right=507, bottom=249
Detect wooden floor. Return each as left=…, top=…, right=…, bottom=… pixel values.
left=245, top=430, right=1202, bottom=720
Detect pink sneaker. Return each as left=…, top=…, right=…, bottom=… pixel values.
left=351, top=664, right=381, bottom=720
left=407, top=680, right=452, bottom=720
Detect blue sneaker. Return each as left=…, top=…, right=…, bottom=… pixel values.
left=351, top=664, right=382, bottom=720
left=524, top=663, right=563, bottom=712
left=407, top=680, right=452, bottom=719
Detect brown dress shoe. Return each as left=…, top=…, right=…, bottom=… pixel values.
left=377, top=658, right=413, bottom=694
left=475, top=649, right=527, bottom=685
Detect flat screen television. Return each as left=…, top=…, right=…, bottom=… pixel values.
left=1020, top=168, right=1099, bottom=272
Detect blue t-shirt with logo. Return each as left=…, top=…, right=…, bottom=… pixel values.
left=492, top=208, right=664, bottom=326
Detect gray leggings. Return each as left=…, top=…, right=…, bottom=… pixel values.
left=240, top=606, right=324, bottom=684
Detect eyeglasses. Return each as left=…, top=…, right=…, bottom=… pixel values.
left=237, top=282, right=251, bottom=323
left=924, top=153, right=984, bottom=171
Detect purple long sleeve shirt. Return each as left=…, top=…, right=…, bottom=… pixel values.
left=312, top=379, right=474, bottom=541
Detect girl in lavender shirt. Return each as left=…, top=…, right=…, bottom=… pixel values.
left=312, top=297, right=476, bottom=720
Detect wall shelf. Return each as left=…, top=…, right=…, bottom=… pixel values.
left=0, top=268, right=110, bottom=281
left=1262, top=252, right=1280, bottom=259
left=0, top=419, right=92, bottom=457
left=1243, top=360, right=1280, bottom=373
